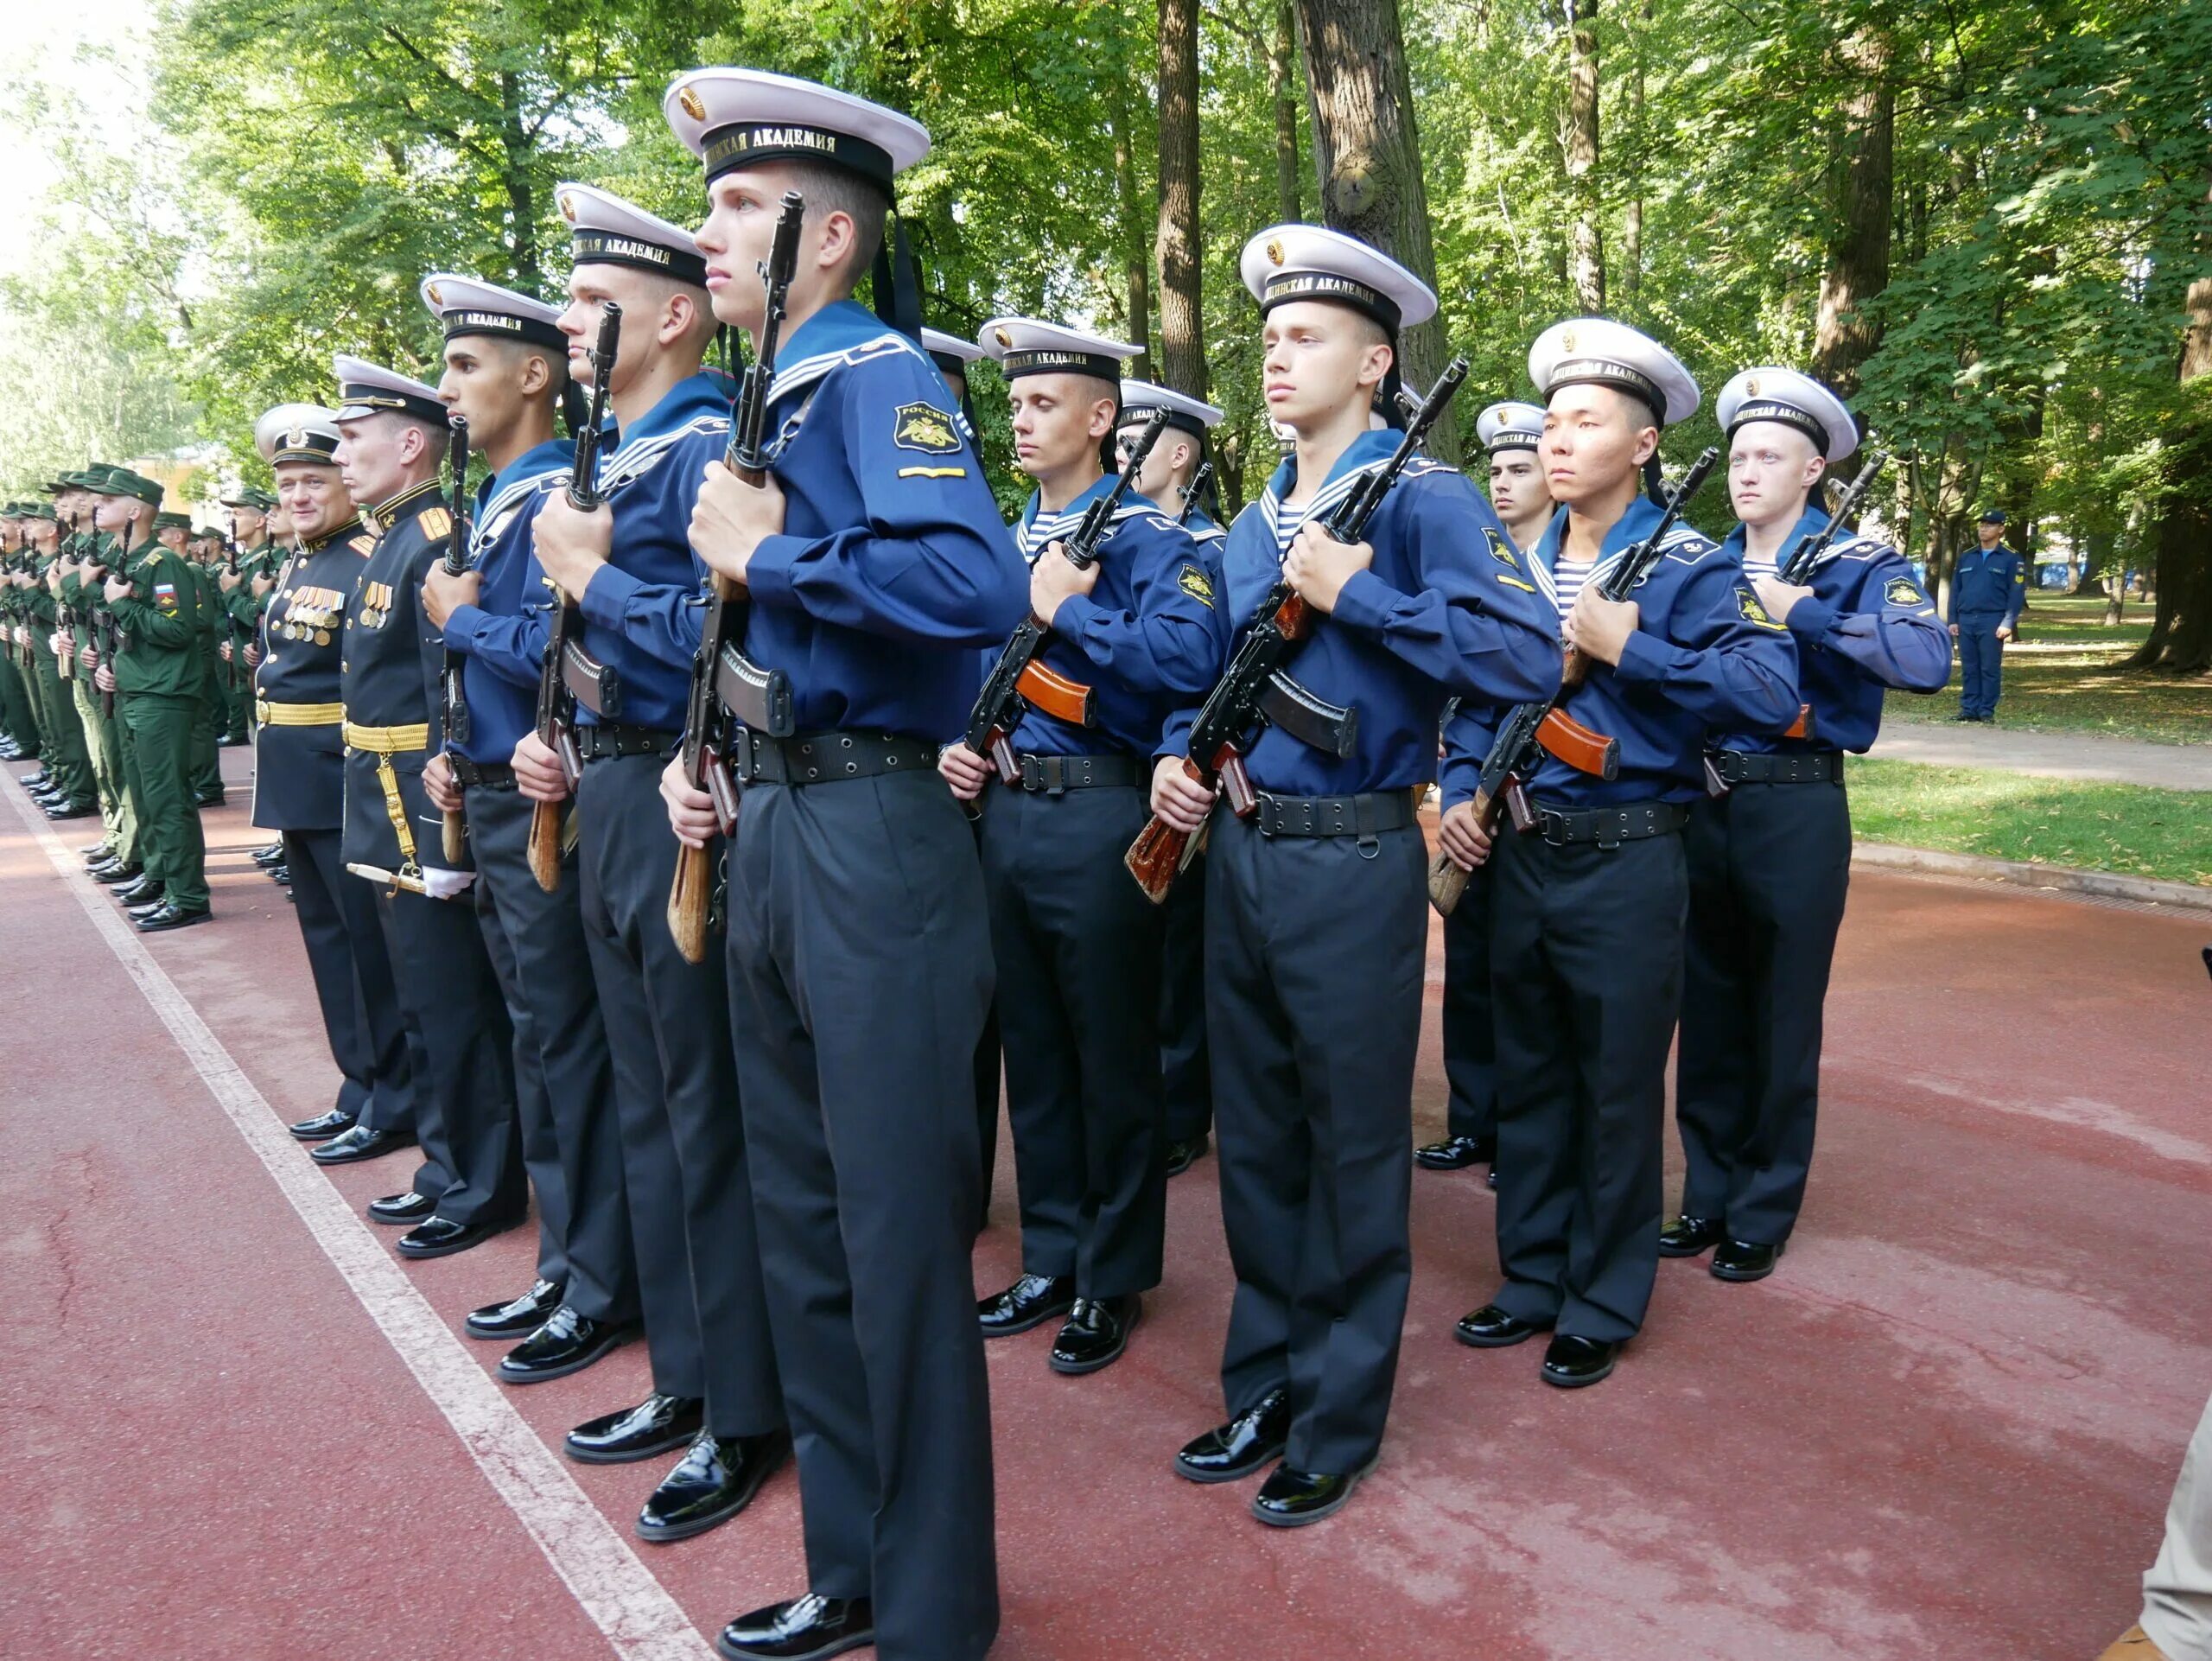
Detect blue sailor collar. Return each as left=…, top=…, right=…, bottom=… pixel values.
left=1016, top=471, right=1162, bottom=559
left=599, top=369, right=735, bottom=491
left=1256, top=428, right=1413, bottom=544
left=768, top=299, right=926, bottom=410
left=469, top=437, right=573, bottom=556
left=1535, top=492, right=1707, bottom=590
left=1722, top=504, right=1823, bottom=570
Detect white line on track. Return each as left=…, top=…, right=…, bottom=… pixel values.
left=3, top=784, right=714, bottom=1661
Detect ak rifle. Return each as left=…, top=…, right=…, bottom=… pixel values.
left=527, top=302, right=620, bottom=893
left=437, top=413, right=472, bottom=863
left=1764, top=448, right=1890, bottom=749
left=1124, top=356, right=1469, bottom=904
left=963, top=405, right=1172, bottom=786
left=1427, top=445, right=1719, bottom=915
left=1175, top=461, right=1214, bottom=527
left=666, top=189, right=804, bottom=965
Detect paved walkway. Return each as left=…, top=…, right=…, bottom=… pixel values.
left=1871, top=720, right=2212, bottom=791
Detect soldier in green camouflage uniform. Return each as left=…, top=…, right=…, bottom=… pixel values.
left=21, top=490, right=97, bottom=819
left=0, top=504, right=38, bottom=762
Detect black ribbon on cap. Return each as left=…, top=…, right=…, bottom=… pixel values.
left=702, top=123, right=895, bottom=189
left=1726, top=398, right=1831, bottom=455
left=569, top=229, right=709, bottom=288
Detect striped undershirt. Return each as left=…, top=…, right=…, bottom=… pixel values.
left=1550, top=560, right=1593, bottom=622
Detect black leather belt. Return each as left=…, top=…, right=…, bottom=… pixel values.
left=1013, top=752, right=1143, bottom=794
left=448, top=756, right=516, bottom=790
left=1523, top=799, right=1691, bottom=848
left=734, top=729, right=938, bottom=786
left=1252, top=788, right=1421, bottom=842
left=576, top=722, right=677, bottom=761
left=1707, top=749, right=1843, bottom=786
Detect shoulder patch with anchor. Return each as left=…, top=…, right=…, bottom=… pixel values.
left=1484, top=526, right=1519, bottom=571
left=1885, top=576, right=1927, bottom=608
left=1737, top=586, right=1787, bottom=630
left=893, top=401, right=961, bottom=456
left=1177, top=563, right=1215, bottom=608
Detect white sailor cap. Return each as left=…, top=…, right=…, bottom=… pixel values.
left=1239, top=224, right=1438, bottom=333
left=1529, top=317, right=1699, bottom=427
left=663, top=68, right=930, bottom=193
left=922, top=328, right=985, bottom=373
left=1116, top=379, right=1223, bottom=437
left=555, top=182, right=709, bottom=287
left=978, top=318, right=1141, bottom=386
left=332, top=355, right=447, bottom=426
left=1716, top=366, right=1858, bottom=463
left=1476, top=400, right=1547, bottom=454
left=256, top=403, right=343, bottom=467
left=420, top=273, right=568, bottom=353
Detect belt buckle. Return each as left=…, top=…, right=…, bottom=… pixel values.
left=1541, top=810, right=1570, bottom=849
left=1255, top=793, right=1280, bottom=838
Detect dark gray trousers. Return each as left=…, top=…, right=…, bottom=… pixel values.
left=1440, top=862, right=1498, bottom=1142
left=283, top=827, right=418, bottom=1150
left=1160, top=850, right=1211, bottom=1145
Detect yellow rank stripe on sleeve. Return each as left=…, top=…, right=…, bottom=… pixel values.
left=897, top=466, right=967, bottom=480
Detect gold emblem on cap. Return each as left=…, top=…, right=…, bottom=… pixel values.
left=426, top=282, right=443, bottom=307
left=1265, top=239, right=1285, bottom=266
left=1745, top=375, right=1761, bottom=397
left=1560, top=328, right=1578, bottom=353
left=677, top=86, right=707, bottom=121
left=994, top=328, right=1013, bottom=348
left=284, top=430, right=306, bottom=450
left=559, top=194, right=577, bottom=223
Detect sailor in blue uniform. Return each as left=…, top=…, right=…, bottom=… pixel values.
left=1443, top=318, right=1799, bottom=1389
left=661, top=66, right=1027, bottom=1661
left=1665, top=368, right=1950, bottom=1280
left=1115, top=377, right=1227, bottom=1180
left=510, top=182, right=791, bottom=1545
left=1948, top=508, right=2025, bottom=720
left=1417, top=398, right=1554, bottom=1187
left=416, top=272, right=641, bottom=1379
left=943, top=322, right=1230, bottom=1378
left=1151, top=226, right=1559, bottom=1526
left=331, top=357, right=528, bottom=1260
left=249, top=407, right=422, bottom=1177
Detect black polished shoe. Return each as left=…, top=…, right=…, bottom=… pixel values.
left=715, top=1594, right=874, bottom=1661
left=19, top=771, right=52, bottom=789
left=976, top=1271, right=1076, bottom=1337
left=1658, top=1214, right=1724, bottom=1257
left=1453, top=1303, right=1553, bottom=1349
left=366, top=1189, right=435, bottom=1226
left=395, top=1212, right=521, bottom=1260
left=1251, top=1459, right=1375, bottom=1528
left=126, top=901, right=172, bottom=926
left=270, top=866, right=291, bottom=886
left=1048, top=1293, right=1140, bottom=1375
left=636, top=1428, right=791, bottom=1544
left=288, top=1105, right=359, bottom=1142
left=137, top=902, right=211, bottom=932
left=566, top=1394, right=705, bottom=1466
left=252, top=842, right=287, bottom=867
left=46, top=801, right=97, bottom=820
left=1540, top=1334, right=1621, bottom=1389
left=1165, top=1133, right=1209, bottom=1177
left=466, top=1276, right=566, bottom=1340
left=86, top=859, right=129, bottom=882
left=113, top=875, right=164, bottom=905
left=77, top=839, right=111, bottom=857
left=1414, top=1133, right=1495, bottom=1172
left=1711, top=1238, right=1784, bottom=1282
left=195, top=792, right=226, bottom=808
left=500, top=1307, right=632, bottom=1384
left=308, top=1123, right=415, bottom=1165
left=1174, top=1387, right=1290, bottom=1484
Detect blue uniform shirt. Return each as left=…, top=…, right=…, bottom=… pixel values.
left=739, top=300, right=1027, bottom=740
left=1713, top=506, right=1951, bottom=755
left=1442, top=494, right=1800, bottom=809
left=994, top=475, right=1230, bottom=760
left=1948, top=541, right=2026, bottom=625
left=1175, top=429, right=1560, bottom=797
left=438, top=436, right=573, bottom=765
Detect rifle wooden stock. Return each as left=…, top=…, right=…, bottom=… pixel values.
left=1783, top=703, right=1811, bottom=741
left=526, top=799, right=563, bottom=893
left=1124, top=758, right=1211, bottom=905
left=668, top=841, right=713, bottom=964
left=1012, top=656, right=1094, bottom=727
left=1427, top=849, right=1469, bottom=916
left=1534, top=706, right=1618, bottom=779
left=441, top=809, right=467, bottom=866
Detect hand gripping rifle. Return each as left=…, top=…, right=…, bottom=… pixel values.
left=1765, top=448, right=1889, bottom=748
left=963, top=406, right=1171, bottom=786
left=437, top=413, right=473, bottom=864
left=527, top=302, right=620, bottom=893
left=99, top=507, right=142, bottom=719
left=1124, top=356, right=1469, bottom=904
left=666, top=189, right=804, bottom=965
left=1428, top=445, right=1719, bottom=915
left=1175, top=461, right=1214, bottom=527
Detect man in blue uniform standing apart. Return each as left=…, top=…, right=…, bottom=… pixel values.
left=1948, top=507, right=2024, bottom=721
left=946, top=322, right=1229, bottom=1377
left=1152, top=226, right=1559, bottom=1526
left=660, top=66, right=1027, bottom=1661
left=418, top=272, right=641, bottom=1381
left=1664, top=367, right=1950, bottom=1281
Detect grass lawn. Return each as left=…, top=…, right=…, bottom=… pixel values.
left=1882, top=593, right=2211, bottom=744
left=1848, top=756, right=2212, bottom=888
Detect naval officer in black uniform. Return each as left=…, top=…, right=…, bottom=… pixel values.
left=331, top=356, right=527, bottom=1260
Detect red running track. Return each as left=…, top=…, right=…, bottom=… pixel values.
left=1, top=746, right=2206, bottom=1661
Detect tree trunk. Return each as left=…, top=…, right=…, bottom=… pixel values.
left=1109, top=7, right=1152, bottom=360
left=498, top=71, right=538, bottom=288
left=1563, top=0, right=1604, bottom=313
left=1294, top=0, right=1462, bottom=463
left=1271, top=0, right=1302, bottom=224
left=1155, top=0, right=1205, bottom=400
left=1811, top=24, right=1893, bottom=397
left=1620, top=0, right=1649, bottom=309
